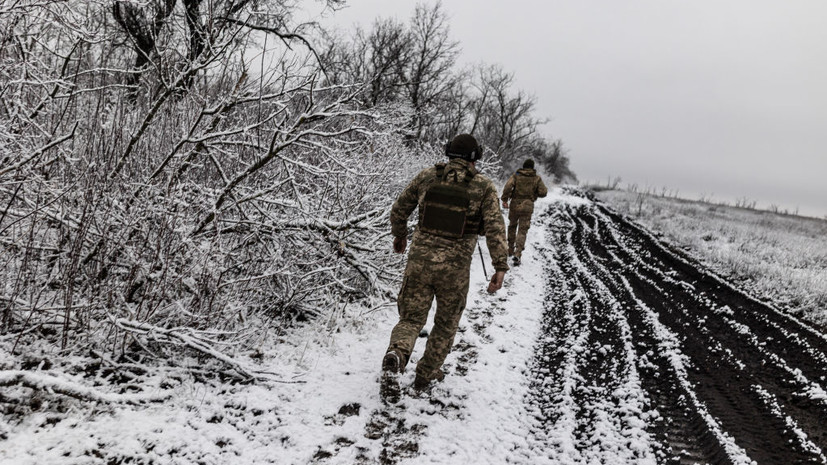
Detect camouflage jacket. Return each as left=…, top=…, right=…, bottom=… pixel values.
left=391, top=158, right=509, bottom=272
left=501, top=168, right=548, bottom=214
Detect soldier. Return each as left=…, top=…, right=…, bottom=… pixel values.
left=382, top=134, right=509, bottom=393
left=501, top=159, right=548, bottom=266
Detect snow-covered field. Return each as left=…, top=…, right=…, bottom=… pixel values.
left=595, top=189, right=827, bottom=327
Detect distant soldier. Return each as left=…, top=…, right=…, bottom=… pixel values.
left=501, top=159, right=548, bottom=266
left=383, top=134, right=509, bottom=393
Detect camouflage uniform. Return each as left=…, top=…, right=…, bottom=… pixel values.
left=388, top=158, right=509, bottom=382
left=501, top=168, right=548, bottom=258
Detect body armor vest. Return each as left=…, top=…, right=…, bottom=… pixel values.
left=511, top=172, right=537, bottom=200
left=419, top=164, right=482, bottom=239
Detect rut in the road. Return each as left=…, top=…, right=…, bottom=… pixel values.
left=528, top=194, right=827, bottom=465
left=594, top=204, right=827, bottom=460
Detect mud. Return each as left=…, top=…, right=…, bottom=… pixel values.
left=528, top=192, right=827, bottom=464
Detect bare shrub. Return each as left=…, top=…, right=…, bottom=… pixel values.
left=735, top=197, right=757, bottom=210
left=0, top=0, right=419, bottom=368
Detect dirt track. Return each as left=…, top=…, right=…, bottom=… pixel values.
left=322, top=192, right=827, bottom=464
left=529, top=191, right=827, bottom=464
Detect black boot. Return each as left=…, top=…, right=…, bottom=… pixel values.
left=380, top=350, right=406, bottom=404
left=412, top=369, right=445, bottom=392
left=382, top=350, right=404, bottom=373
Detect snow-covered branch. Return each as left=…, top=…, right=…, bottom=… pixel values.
left=0, top=370, right=171, bottom=404
left=0, top=0, right=418, bottom=371
left=0, top=122, right=77, bottom=177
left=112, top=318, right=297, bottom=383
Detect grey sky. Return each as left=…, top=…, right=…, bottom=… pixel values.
left=322, top=1, right=827, bottom=218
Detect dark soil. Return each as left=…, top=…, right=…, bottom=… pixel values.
left=528, top=192, right=827, bottom=464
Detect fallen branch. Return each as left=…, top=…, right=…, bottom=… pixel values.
left=111, top=318, right=298, bottom=383
left=0, top=370, right=171, bottom=404
left=0, top=324, right=42, bottom=341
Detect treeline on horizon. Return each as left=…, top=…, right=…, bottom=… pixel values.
left=0, top=0, right=573, bottom=372
left=319, top=2, right=576, bottom=180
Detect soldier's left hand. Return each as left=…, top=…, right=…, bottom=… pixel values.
left=487, top=271, right=506, bottom=293
left=393, top=236, right=407, bottom=254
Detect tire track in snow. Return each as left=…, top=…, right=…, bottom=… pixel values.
left=572, top=208, right=736, bottom=465
left=527, top=205, right=657, bottom=464
left=598, top=205, right=827, bottom=385
left=527, top=191, right=827, bottom=464
left=591, top=203, right=827, bottom=462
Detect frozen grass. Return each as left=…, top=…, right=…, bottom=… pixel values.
left=595, top=190, right=827, bottom=328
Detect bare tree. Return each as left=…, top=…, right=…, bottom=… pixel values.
left=0, top=0, right=412, bottom=377
left=112, top=0, right=177, bottom=99
left=320, top=3, right=464, bottom=143
left=321, top=18, right=411, bottom=107
left=461, top=64, right=545, bottom=171
left=404, top=1, right=460, bottom=139
left=525, top=137, right=577, bottom=183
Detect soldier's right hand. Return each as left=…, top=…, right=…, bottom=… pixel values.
left=393, top=236, right=407, bottom=254
left=487, top=271, right=506, bottom=294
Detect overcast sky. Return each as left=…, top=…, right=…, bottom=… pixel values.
left=319, top=1, right=827, bottom=218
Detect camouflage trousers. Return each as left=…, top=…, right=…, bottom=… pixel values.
left=387, top=257, right=470, bottom=380
left=507, top=208, right=534, bottom=256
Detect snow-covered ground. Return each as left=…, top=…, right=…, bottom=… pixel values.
left=0, top=194, right=568, bottom=465
left=595, top=189, right=827, bottom=327
left=4, top=188, right=827, bottom=465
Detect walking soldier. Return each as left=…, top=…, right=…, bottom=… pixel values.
left=501, top=159, right=548, bottom=266
left=382, top=134, right=509, bottom=394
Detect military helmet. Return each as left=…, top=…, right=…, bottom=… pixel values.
left=444, top=134, right=483, bottom=161
left=523, top=159, right=535, bottom=169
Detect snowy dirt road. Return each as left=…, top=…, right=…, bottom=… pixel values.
left=7, top=190, right=825, bottom=465
left=528, top=191, right=827, bottom=465
left=317, top=190, right=827, bottom=465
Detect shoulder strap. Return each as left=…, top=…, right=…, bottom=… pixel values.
left=434, top=162, right=446, bottom=179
